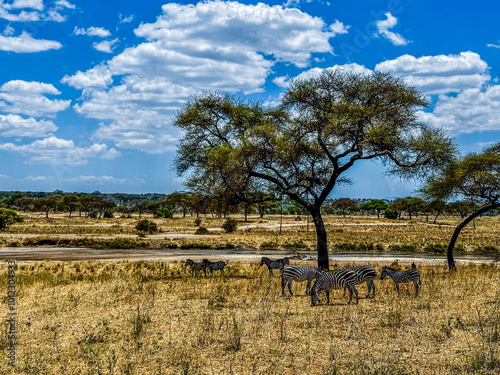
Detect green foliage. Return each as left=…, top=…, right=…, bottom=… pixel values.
left=222, top=218, right=238, bottom=233
left=194, top=217, right=202, bottom=226
left=195, top=226, right=209, bottom=235
left=424, top=244, right=446, bottom=253
left=103, top=208, right=114, bottom=218
left=155, top=207, right=173, bottom=218
left=0, top=208, right=23, bottom=230
left=135, top=219, right=158, bottom=234
left=389, top=244, right=418, bottom=252
left=384, top=208, right=399, bottom=219
left=88, top=211, right=98, bottom=219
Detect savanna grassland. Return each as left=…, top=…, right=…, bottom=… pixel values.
left=1, top=213, right=500, bottom=374
left=1, top=261, right=500, bottom=374
left=0, top=213, right=499, bottom=257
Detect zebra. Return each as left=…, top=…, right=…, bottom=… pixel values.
left=281, top=265, right=322, bottom=296
left=260, top=257, right=289, bottom=276
left=311, top=268, right=359, bottom=306
left=380, top=265, right=422, bottom=297
left=342, top=265, right=377, bottom=299
left=202, top=259, right=226, bottom=276
left=185, top=259, right=207, bottom=276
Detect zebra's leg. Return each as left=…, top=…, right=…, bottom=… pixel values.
left=365, top=280, right=373, bottom=299
left=326, top=290, right=330, bottom=304
left=210, top=269, right=214, bottom=276
left=269, top=267, right=273, bottom=276
left=395, top=282, right=400, bottom=295
left=352, top=285, right=359, bottom=304
left=371, top=281, right=376, bottom=298
left=305, top=279, right=312, bottom=296
left=281, top=274, right=286, bottom=295
left=414, top=281, right=419, bottom=297
left=287, top=280, right=294, bottom=296
left=343, top=285, right=347, bottom=297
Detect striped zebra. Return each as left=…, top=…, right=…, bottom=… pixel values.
left=260, top=257, right=289, bottom=276
left=380, top=265, right=422, bottom=297
left=281, top=265, right=322, bottom=296
left=342, top=265, right=377, bottom=299
left=311, top=268, right=359, bottom=306
left=185, top=259, right=207, bottom=276
left=202, top=259, right=226, bottom=276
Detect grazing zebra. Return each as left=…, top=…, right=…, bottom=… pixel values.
left=260, top=257, right=289, bottom=276
left=311, top=268, right=359, bottom=306
left=281, top=265, right=322, bottom=296
left=342, top=265, right=377, bottom=299
left=380, top=265, right=422, bottom=297
left=185, top=259, right=206, bottom=276
left=202, top=259, right=226, bottom=276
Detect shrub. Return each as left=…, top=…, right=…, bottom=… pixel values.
left=156, top=208, right=173, bottom=218
left=0, top=208, right=23, bottom=230
left=282, top=241, right=309, bottom=249
left=88, top=211, right=98, bottom=219
left=384, top=209, right=399, bottom=219
left=222, top=218, right=238, bottom=233
left=261, top=241, right=279, bottom=249
left=103, top=208, right=114, bottom=218
left=135, top=219, right=158, bottom=234
left=389, top=244, right=418, bottom=252
left=424, top=244, right=446, bottom=253
left=195, top=226, right=209, bottom=235
left=194, top=218, right=202, bottom=226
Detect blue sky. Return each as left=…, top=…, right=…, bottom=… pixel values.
left=0, top=0, right=498, bottom=199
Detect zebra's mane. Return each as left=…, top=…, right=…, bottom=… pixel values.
left=383, top=266, right=397, bottom=271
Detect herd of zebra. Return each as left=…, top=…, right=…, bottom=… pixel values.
left=185, top=256, right=422, bottom=306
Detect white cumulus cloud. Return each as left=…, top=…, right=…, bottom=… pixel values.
left=93, top=38, right=118, bottom=53
left=375, top=12, right=409, bottom=46
left=64, top=0, right=346, bottom=153
left=0, top=80, right=70, bottom=117
left=0, top=136, right=121, bottom=165
left=0, top=31, right=62, bottom=52
left=375, top=52, right=490, bottom=94
left=0, top=114, right=57, bottom=137
left=73, top=26, right=111, bottom=38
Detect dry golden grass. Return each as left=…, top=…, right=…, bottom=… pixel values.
left=2, top=213, right=499, bottom=256
left=1, top=260, right=500, bottom=374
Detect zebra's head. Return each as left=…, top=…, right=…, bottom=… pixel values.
left=311, top=290, right=320, bottom=306
left=283, top=258, right=290, bottom=265
left=412, top=262, right=417, bottom=269
left=260, top=257, right=269, bottom=266
left=185, top=259, right=194, bottom=267
left=380, top=266, right=388, bottom=280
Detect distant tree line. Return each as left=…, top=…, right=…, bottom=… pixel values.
left=0, top=190, right=494, bottom=223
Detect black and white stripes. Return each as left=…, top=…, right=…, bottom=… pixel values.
left=380, top=265, right=421, bottom=297
left=260, top=257, right=289, bottom=276
left=202, top=259, right=226, bottom=276
left=281, top=265, right=322, bottom=296
left=311, top=268, right=359, bottom=306
left=343, top=265, right=377, bottom=299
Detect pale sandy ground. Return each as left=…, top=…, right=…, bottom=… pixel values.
left=0, top=246, right=494, bottom=267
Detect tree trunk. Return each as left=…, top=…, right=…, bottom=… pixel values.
left=447, top=203, right=499, bottom=271
left=310, top=208, right=329, bottom=270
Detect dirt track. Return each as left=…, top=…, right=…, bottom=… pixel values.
left=0, top=246, right=494, bottom=267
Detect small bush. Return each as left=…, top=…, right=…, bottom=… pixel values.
left=135, top=219, right=158, bottom=234
left=194, top=218, right=202, bottom=226
left=88, top=211, right=98, bottom=219
left=389, top=244, right=418, bottom=252
left=384, top=209, right=399, bottom=219
left=222, top=218, right=238, bottom=233
left=156, top=208, right=173, bottom=218
left=103, top=208, right=114, bottom=218
left=282, top=241, right=309, bottom=250
left=424, top=244, right=446, bottom=253
left=261, top=241, right=279, bottom=249
left=195, top=226, right=209, bottom=235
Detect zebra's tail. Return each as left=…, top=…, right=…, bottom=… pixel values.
left=418, top=275, right=422, bottom=285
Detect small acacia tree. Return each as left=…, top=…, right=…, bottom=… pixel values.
left=174, top=70, right=455, bottom=269
left=421, top=143, right=500, bottom=270
left=0, top=208, right=23, bottom=230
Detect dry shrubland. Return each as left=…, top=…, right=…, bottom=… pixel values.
left=1, top=260, right=500, bottom=374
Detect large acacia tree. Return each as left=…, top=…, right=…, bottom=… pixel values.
left=421, top=143, right=500, bottom=270
left=174, top=70, right=455, bottom=269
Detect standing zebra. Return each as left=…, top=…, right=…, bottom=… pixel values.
left=311, top=268, right=359, bottom=306
left=260, top=257, right=289, bottom=276
left=281, top=265, right=322, bottom=296
left=380, top=265, right=422, bottom=297
left=185, top=259, right=206, bottom=276
left=342, top=265, right=377, bottom=299
left=202, top=259, right=226, bottom=276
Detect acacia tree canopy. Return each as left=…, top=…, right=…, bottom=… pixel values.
left=421, top=142, right=500, bottom=270
left=174, top=70, right=456, bottom=269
